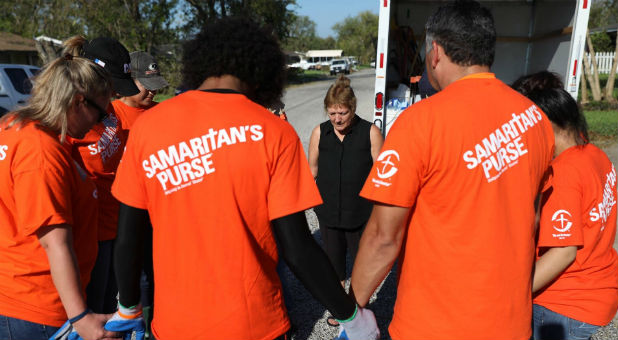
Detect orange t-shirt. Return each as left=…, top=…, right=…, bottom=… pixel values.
left=112, top=99, right=156, bottom=131
left=0, top=119, right=98, bottom=327
left=534, top=144, right=618, bottom=326
left=112, top=90, right=322, bottom=340
left=360, top=73, right=554, bottom=340
left=67, top=104, right=127, bottom=241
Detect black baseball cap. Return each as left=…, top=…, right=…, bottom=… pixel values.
left=130, top=51, right=169, bottom=91
left=83, top=37, right=139, bottom=96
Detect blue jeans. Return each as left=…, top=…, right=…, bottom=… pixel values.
left=0, top=314, right=60, bottom=340
left=532, top=304, right=600, bottom=340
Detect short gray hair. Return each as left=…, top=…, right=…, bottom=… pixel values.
left=425, top=33, right=434, bottom=52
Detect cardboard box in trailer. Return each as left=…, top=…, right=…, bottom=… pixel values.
left=373, top=0, right=591, bottom=135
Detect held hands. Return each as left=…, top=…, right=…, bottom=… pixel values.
left=49, top=311, right=119, bottom=340
left=335, top=305, right=380, bottom=340
left=49, top=320, right=80, bottom=340
left=104, top=303, right=145, bottom=340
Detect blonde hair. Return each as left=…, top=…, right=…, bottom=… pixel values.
left=324, top=74, right=356, bottom=114
left=1, top=55, right=112, bottom=141
left=62, top=35, right=87, bottom=57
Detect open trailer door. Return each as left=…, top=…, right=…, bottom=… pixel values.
left=373, top=0, right=591, bottom=136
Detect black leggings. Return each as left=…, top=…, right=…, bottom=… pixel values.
left=318, top=222, right=365, bottom=281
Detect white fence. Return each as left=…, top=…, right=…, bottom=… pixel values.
left=585, top=52, right=617, bottom=74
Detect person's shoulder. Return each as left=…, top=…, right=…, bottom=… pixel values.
left=9, top=122, right=71, bottom=170
left=551, top=146, right=597, bottom=181
left=16, top=121, right=62, bottom=149
left=369, top=122, right=382, bottom=136
left=393, top=97, right=436, bottom=127
left=311, top=123, right=322, bottom=136
left=356, top=116, right=373, bottom=128
left=580, top=144, right=615, bottom=173
left=128, top=93, right=189, bottom=131
left=111, top=98, right=126, bottom=110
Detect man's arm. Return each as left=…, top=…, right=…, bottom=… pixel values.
left=114, top=203, right=150, bottom=307
left=350, top=203, right=409, bottom=307
left=272, top=211, right=356, bottom=319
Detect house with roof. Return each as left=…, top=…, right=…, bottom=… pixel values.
left=0, top=32, right=40, bottom=65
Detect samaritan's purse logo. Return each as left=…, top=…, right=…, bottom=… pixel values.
left=376, top=150, right=399, bottom=179
left=551, top=209, right=573, bottom=232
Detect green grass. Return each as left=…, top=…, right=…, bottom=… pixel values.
left=287, top=69, right=331, bottom=85
left=153, top=93, right=173, bottom=102
left=583, top=110, right=618, bottom=144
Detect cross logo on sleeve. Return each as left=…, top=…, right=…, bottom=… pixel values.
left=376, top=150, right=400, bottom=179
left=551, top=209, right=573, bottom=233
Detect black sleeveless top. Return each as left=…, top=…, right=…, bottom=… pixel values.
left=314, top=116, right=374, bottom=229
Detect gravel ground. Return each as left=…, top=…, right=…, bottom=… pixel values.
left=279, top=209, right=397, bottom=340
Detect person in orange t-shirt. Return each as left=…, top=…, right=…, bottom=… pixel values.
left=0, top=55, right=118, bottom=340
left=62, top=35, right=140, bottom=315
left=113, top=51, right=169, bottom=131
left=112, top=50, right=169, bottom=338
left=513, top=71, right=618, bottom=340
left=109, top=17, right=380, bottom=340
left=350, top=2, right=554, bottom=340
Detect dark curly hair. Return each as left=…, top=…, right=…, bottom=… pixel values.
left=182, top=17, right=286, bottom=108
left=512, top=71, right=589, bottom=145
left=425, top=0, right=496, bottom=67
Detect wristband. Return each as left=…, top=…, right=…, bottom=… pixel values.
left=69, top=308, right=90, bottom=324
left=335, top=304, right=358, bottom=323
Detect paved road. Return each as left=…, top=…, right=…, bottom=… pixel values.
left=279, top=68, right=617, bottom=340
left=282, top=68, right=376, bottom=154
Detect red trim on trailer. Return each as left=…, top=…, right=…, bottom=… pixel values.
left=384, top=0, right=388, bottom=7
left=380, top=53, right=384, bottom=69
left=583, top=0, right=588, bottom=9
left=573, top=60, right=578, bottom=76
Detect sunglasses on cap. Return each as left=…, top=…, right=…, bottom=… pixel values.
left=83, top=97, right=108, bottom=122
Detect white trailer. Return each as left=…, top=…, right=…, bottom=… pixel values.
left=373, top=0, right=591, bottom=135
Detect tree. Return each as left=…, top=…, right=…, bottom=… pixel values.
left=590, top=32, right=613, bottom=52
left=283, top=15, right=317, bottom=52
left=583, top=0, right=617, bottom=104
left=76, top=0, right=180, bottom=52
left=181, top=0, right=297, bottom=41
left=604, top=33, right=618, bottom=104
left=332, top=11, right=378, bottom=64
left=0, top=0, right=179, bottom=54
left=312, top=36, right=336, bottom=50
left=0, top=0, right=83, bottom=39
left=584, top=30, right=603, bottom=101
left=588, top=0, right=618, bottom=29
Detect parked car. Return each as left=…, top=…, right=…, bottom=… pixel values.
left=0, top=64, right=40, bottom=117
left=289, top=60, right=317, bottom=71
left=330, top=59, right=350, bottom=75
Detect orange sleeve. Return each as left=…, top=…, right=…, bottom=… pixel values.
left=13, top=145, right=73, bottom=235
left=360, top=108, right=427, bottom=207
left=267, top=126, right=322, bottom=220
left=538, top=162, right=583, bottom=247
left=112, top=128, right=148, bottom=209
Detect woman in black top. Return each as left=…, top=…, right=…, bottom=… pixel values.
left=308, top=75, right=384, bottom=325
